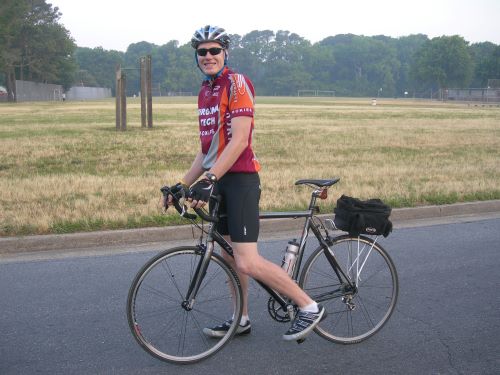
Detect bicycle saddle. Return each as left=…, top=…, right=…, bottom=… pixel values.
left=295, top=178, right=340, bottom=187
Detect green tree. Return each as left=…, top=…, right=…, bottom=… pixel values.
left=470, top=42, right=500, bottom=87
left=395, top=34, right=429, bottom=96
left=63, top=28, right=498, bottom=99
left=0, top=0, right=76, bottom=99
left=230, top=31, right=269, bottom=83
left=0, top=0, right=29, bottom=100
left=74, top=47, right=123, bottom=93
left=319, top=34, right=400, bottom=97
left=74, top=69, right=99, bottom=87
left=261, top=31, right=312, bottom=95
left=410, top=35, right=473, bottom=91
left=124, top=41, right=157, bottom=95
left=304, top=44, right=336, bottom=91
left=239, top=30, right=275, bottom=62
left=162, top=44, right=199, bottom=94
left=26, top=22, right=77, bottom=90
left=482, top=46, right=500, bottom=85
left=153, top=40, right=190, bottom=95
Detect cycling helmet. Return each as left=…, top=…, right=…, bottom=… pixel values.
left=191, top=25, right=230, bottom=49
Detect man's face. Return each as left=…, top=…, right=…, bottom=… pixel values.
left=196, top=42, right=226, bottom=76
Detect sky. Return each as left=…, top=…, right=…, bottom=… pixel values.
left=50, top=0, right=500, bottom=52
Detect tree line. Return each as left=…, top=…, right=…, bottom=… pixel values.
left=0, top=0, right=75, bottom=99
left=1, top=1, right=499, bottom=100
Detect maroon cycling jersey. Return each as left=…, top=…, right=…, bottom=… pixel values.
left=198, top=67, right=261, bottom=173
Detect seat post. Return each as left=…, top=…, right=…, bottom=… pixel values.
left=307, top=190, right=320, bottom=211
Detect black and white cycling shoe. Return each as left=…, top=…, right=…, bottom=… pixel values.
left=203, top=319, right=251, bottom=338
left=282, top=305, right=326, bottom=341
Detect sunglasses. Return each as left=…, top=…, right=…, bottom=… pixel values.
left=196, top=47, right=224, bottom=57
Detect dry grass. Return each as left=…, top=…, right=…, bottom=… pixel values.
left=0, top=97, right=499, bottom=236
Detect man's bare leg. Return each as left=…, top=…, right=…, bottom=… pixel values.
left=221, top=236, right=249, bottom=318
left=231, top=242, right=313, bottom=308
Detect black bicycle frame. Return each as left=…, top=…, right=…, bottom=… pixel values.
left=189, top=188, right=356, bottom=313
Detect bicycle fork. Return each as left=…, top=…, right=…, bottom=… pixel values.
left=181, top=242, right=214, bottom=311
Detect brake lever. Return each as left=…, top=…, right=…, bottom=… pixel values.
left=175, top=189, right=198, bottom=220
left=160, top=186, right=197, bottom=220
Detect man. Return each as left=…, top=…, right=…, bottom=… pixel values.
left=167, top=25, right=325, bottom=341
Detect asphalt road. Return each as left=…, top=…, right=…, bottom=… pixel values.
left=1, top=216, right=499, bottom=374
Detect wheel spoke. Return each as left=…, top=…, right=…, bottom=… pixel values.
left=127, top=247, right=242, bottom=363
left=300, top=237, right=398, bottom=344
left=354, top=293, right=376, bottom=329
left=141, top=283, right=180, bottom=304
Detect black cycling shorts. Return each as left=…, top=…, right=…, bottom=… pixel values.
left=211, top=173, right=261, bottom=243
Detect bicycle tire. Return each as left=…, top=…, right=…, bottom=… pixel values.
left=126, top=246, right=243, bottom=364
left=299, top=235, right=398, bottom=344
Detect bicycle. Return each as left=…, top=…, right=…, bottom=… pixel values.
left=126, top=178, right=399, bottom=364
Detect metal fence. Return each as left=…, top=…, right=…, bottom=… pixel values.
left=442, top=88, right=500, bottom=103
left=66, top=86, right=111, bottom=100
left=15, top=80, right=63, bottom=102
left=14, top=80, right=111, bottom=102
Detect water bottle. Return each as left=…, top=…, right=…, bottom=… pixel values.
left=281, top=240, right=300, bottom=276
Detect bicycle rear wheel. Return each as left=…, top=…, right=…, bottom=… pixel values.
left=127, top=246, right=243, bottom=364
left=300, top=235, right=398, bottom=344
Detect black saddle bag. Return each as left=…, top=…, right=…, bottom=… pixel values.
left=334, top=195, right=393, bottom=237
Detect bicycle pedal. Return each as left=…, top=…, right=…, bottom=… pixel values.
left=296, top=338, right=306, bottom=344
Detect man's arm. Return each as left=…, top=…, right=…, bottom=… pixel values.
left=188, top=116, right=252, bottom=208
left=181, top=150, right=206, bottom=186
left=206, top=116, right=251, bottom=180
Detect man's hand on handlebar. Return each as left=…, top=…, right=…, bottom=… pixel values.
left=188, top=179, right=214, bottom=209
left=161, top=182, right=189, bottom=210
left=160, top=179, right=219, bottom=222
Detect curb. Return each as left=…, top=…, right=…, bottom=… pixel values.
left=1, top=200, right=499, bottom=255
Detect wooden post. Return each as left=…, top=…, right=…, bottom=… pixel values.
left=146, top=54, right=153, bottom=128
left=115, top=65, right=121, bottom=130
left=140, top=57, right=147, bottom=128
left=120, top=72, right=127, bottom=131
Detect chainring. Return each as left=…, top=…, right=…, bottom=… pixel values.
left=267, top=297, right=297, bottom=323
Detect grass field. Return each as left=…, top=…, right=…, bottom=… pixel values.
left=0, top=97, right=499, bottom=236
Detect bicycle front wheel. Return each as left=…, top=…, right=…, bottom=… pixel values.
left=126, top=246, right=243, bottom=364
left=300, top=235, right=398, bottom=344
